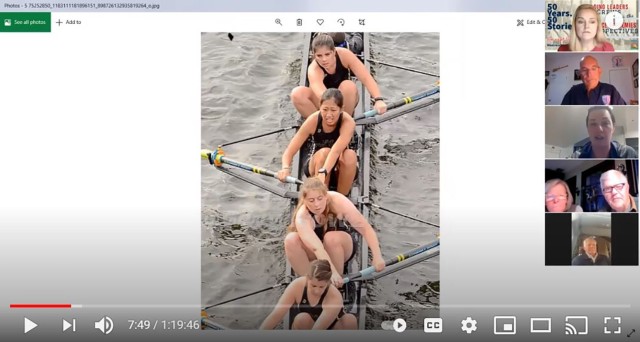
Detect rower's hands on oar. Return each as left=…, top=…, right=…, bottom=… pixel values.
left=276, top=167, right=291, bottom=183
left=372, top=254, right=385, bottom=272
left=374, top=100, right=387, bottom=115
left=331, top=271, right=344, bottom=288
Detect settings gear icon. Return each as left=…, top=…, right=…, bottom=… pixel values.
left=461, top=317, right=478, bottom=334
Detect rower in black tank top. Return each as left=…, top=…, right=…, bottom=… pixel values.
left=312, top=112, right=343, bottom=150
left=297, top=283, right=343, bottom=329
left=305, top=207, right=357, bottom=263
left=308, top=208, right=327, bottom=241
left=317, top=51, right=350, bottom=89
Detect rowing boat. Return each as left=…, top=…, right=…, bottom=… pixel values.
left=283, top=32, right=371, bottom=330
left=200, top=32, right=441, bottom=330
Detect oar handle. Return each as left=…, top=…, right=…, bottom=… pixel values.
left=355, top=85, right=440, bottom=120
left=343, top=240, right=440, bottom=283
left=284, top=175, right=303, bottom=184
left=201, top=149, right=214, bottom=161
left=360, top=98, right=408, bottom=118
left=201, top=148, right=303, bottom=185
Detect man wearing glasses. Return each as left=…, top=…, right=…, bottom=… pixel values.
left=561, top=55, right=626, bottom=105
left=600, top=169, right=638, bottom=212
left=572, top=236, right=610, bottom=266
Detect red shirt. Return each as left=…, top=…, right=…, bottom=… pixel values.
left=557, top=42, right=614, bottom=51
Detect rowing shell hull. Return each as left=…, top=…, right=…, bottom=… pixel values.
left=285, top=32, right=371, bottom=330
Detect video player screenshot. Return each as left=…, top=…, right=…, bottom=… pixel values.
left=1, top=0, right=638, bottom=341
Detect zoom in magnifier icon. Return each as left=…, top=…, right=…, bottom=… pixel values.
left=275, top=18, right=282, bottom=26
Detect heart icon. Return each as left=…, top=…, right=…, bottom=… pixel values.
left=316, top=19, right=324, bottom=25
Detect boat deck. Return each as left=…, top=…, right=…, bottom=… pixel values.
left=285, top=32, right=370, bottom=330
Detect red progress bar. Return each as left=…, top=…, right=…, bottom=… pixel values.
left=10, top=304, right=72, bottom=309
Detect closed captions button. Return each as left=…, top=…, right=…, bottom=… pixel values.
left=424, top=318, right=442, bottom=333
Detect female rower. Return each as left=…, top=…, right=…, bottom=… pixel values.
left=259, top=259, right=357, bottom=330
left=277, top=88, right=356, bottom=196
left=281, top=176, right=385, bottom=288
left=291, top=33, right=387, bottom=119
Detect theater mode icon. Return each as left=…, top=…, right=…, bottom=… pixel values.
left=530, top=317, right=551, bottom=333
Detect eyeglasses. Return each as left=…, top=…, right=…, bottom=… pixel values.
left=545, top=194, right=567, bottom=201
left=602, top=183, right=626, bottom=193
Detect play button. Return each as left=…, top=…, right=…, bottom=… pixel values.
left=393, top=318, right=407, bottom=332
left=24, top=317, right=38, bottom=334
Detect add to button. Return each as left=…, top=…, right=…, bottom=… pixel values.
left=0, top=12, right=51, bottom=32
left=393, top=318, right=407, bottom=332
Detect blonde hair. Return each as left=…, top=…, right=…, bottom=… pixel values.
left=545, top=179, right=574, bottom=212
left=288, top=176, right=333, bottom=233
left=569, top=5, right=610, bottom=51
left=308, top=259, right=332, bottom=282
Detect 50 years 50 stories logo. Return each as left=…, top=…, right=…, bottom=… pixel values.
left=547, top=3, right=571, bottom=30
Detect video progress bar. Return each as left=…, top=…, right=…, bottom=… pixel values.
left=10, top=304, right=74, bottom=309
left=10, top=304, right=201, bottom=309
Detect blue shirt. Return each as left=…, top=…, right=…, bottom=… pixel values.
left=572, top=253, right=610, bottom=266
left=578, top=141, right=638, bottom=158
left=561, top=82, right=626, bottom=105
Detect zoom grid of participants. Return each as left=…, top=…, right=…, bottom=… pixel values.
left=544, top=0, right=639, bottom=267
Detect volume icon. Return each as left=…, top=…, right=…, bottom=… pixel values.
left=95, top=316, right=114, bottom=334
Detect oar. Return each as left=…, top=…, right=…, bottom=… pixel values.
left=367, top=203, right=440, bottom=228
left=220, top=125, right=299, bottom=147
left=343, top=239, right=440, bottom=283
left=367, top=58, right=439, bottom=77
left=354, top=84, right=440, bottom=120
left=201, top=147, right=302, bottom=185
left=202, top=282, right=290, bottom=311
